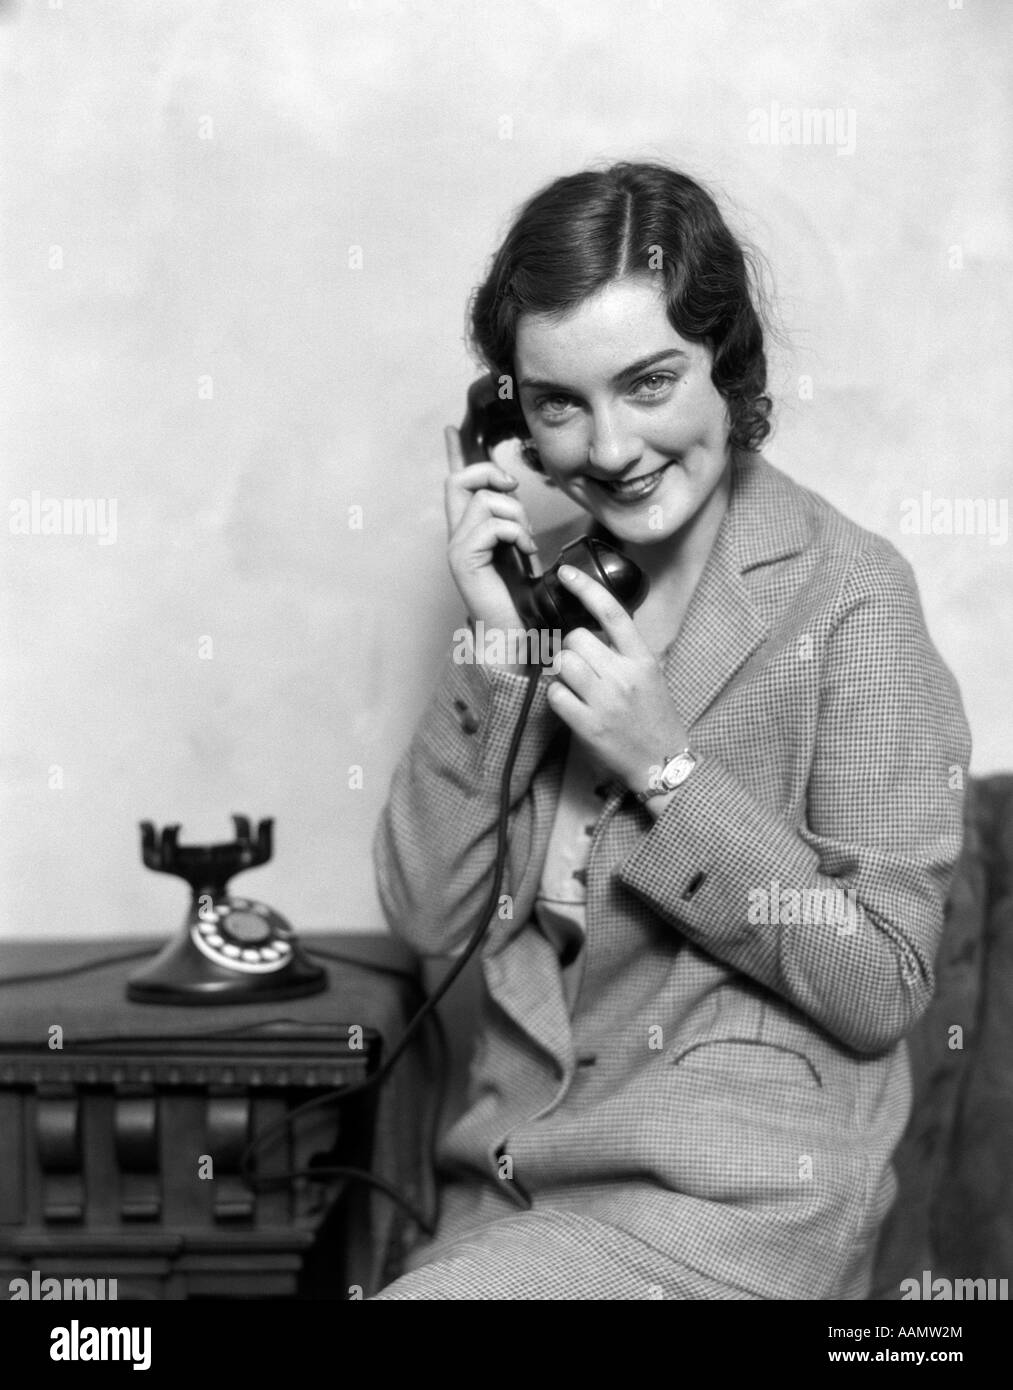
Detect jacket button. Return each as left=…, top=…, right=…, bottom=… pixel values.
left=453, top=698, right=479, bottom=735
left=682, top=872, right=706, bottom=900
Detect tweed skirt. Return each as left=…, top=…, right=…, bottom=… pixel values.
left=371, top=1176, right=780, bottom=1301
left=372, top=1206, right=761, bottom=1300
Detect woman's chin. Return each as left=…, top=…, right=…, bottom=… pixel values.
left=586, top=498, right=689, bottom=548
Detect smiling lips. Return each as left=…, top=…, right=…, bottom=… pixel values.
left=591, top=460, right=678, bottom=502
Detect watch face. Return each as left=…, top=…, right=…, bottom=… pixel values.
left=661, top=752, right=695, bottom=787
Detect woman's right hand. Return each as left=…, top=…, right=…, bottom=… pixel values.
left=443, top=424, right=539, bottom=631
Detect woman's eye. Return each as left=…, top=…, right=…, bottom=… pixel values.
left=631, top=373, right=676, bottom=398
left=533, top=394, right=574, bottom=418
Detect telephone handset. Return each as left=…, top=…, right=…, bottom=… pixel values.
left=458, top=374, right=648, bottom=637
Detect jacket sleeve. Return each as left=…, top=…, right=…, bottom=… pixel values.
left=617, top=542, right=973, bottom=1056
left=372, top=650, right=562, bottom=957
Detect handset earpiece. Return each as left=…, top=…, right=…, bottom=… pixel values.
left=459, top=374, right=526, bottom=464
left=458, top=374, right=649, bottom=638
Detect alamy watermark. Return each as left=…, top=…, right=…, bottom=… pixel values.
left=452, top=620, right=561, bottom=668
left=9, top=1271, right=117, bottom=1299
left=747, top=102, right=857, bottom=157
left=899, top=491, right=1008, bottom=545
left=901, top=1270, right=1008, bottom=1300
left=9, top=491, right=118, bottom=545
left=50, top=1319, right=151, bottom=1371
left=747, top=879, right=859, bottom=935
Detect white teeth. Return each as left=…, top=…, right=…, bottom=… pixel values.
left=599, top=464, right=671, bottom=497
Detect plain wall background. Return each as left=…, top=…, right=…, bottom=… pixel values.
left=1, top=0, right=1009, bottom=939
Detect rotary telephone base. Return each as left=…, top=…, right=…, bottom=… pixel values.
left=127, top=815, right=327, bottom=1006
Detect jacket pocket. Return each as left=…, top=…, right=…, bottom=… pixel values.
left=669, top=1035, right=823, bottom=1091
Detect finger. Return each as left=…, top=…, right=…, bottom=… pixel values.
left=545, top=678, right=592, bottom=735
left=447, top=460, right=519, bottom=492
left=561, top=625, right=611, bottom=672
left=556, top=564, right=647, bottom=659
left=552, top=648, right=599, bottom=701
left=446, top=428, right=518, bottom=488
left=451, top=517, right=538, bottom=565
left=461, top=488, right=531, bottom=526
left=444, top=425, right=466, bottom=475
left=444, top=461, right=518, bottom=529
left=455, top=492, right=537, bottom=549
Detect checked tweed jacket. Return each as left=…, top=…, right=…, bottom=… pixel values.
left=373, top=452, right=972, bottom=1300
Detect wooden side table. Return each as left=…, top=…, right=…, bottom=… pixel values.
left=0, top=932, right=433, bottom=1300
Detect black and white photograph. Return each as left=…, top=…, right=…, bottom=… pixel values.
left=0, top=0, right=1009, bottom=1360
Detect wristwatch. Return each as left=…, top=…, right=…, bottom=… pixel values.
left=635, top=748, right=697, bottom=803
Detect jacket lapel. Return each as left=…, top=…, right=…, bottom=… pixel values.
left=661, top=453, right=811, bottom=729
left=483, top=926, right=577, bottom=1095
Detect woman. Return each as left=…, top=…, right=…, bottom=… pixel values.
left=371, top=162, right=972, bottom=1299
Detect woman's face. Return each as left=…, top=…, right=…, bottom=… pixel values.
left=514, top=275, right=732, bottom=550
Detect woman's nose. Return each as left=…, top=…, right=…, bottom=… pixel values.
left=586, top=408, right=641, bottom=474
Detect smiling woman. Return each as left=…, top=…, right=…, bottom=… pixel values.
left=514, top=279, right=735, bottom=658
left=371, top=161, right=972, bottom=1300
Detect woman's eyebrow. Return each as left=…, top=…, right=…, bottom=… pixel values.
left=519, top=348, right=688, bottom=392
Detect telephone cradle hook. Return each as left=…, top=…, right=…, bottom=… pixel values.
left=127, top=815, right=327, bottom=1006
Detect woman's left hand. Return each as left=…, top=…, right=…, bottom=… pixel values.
left=546, top=564, right=690, bottom=794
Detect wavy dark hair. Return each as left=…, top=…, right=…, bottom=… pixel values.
left=469, top=161, right=773, bottom=462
